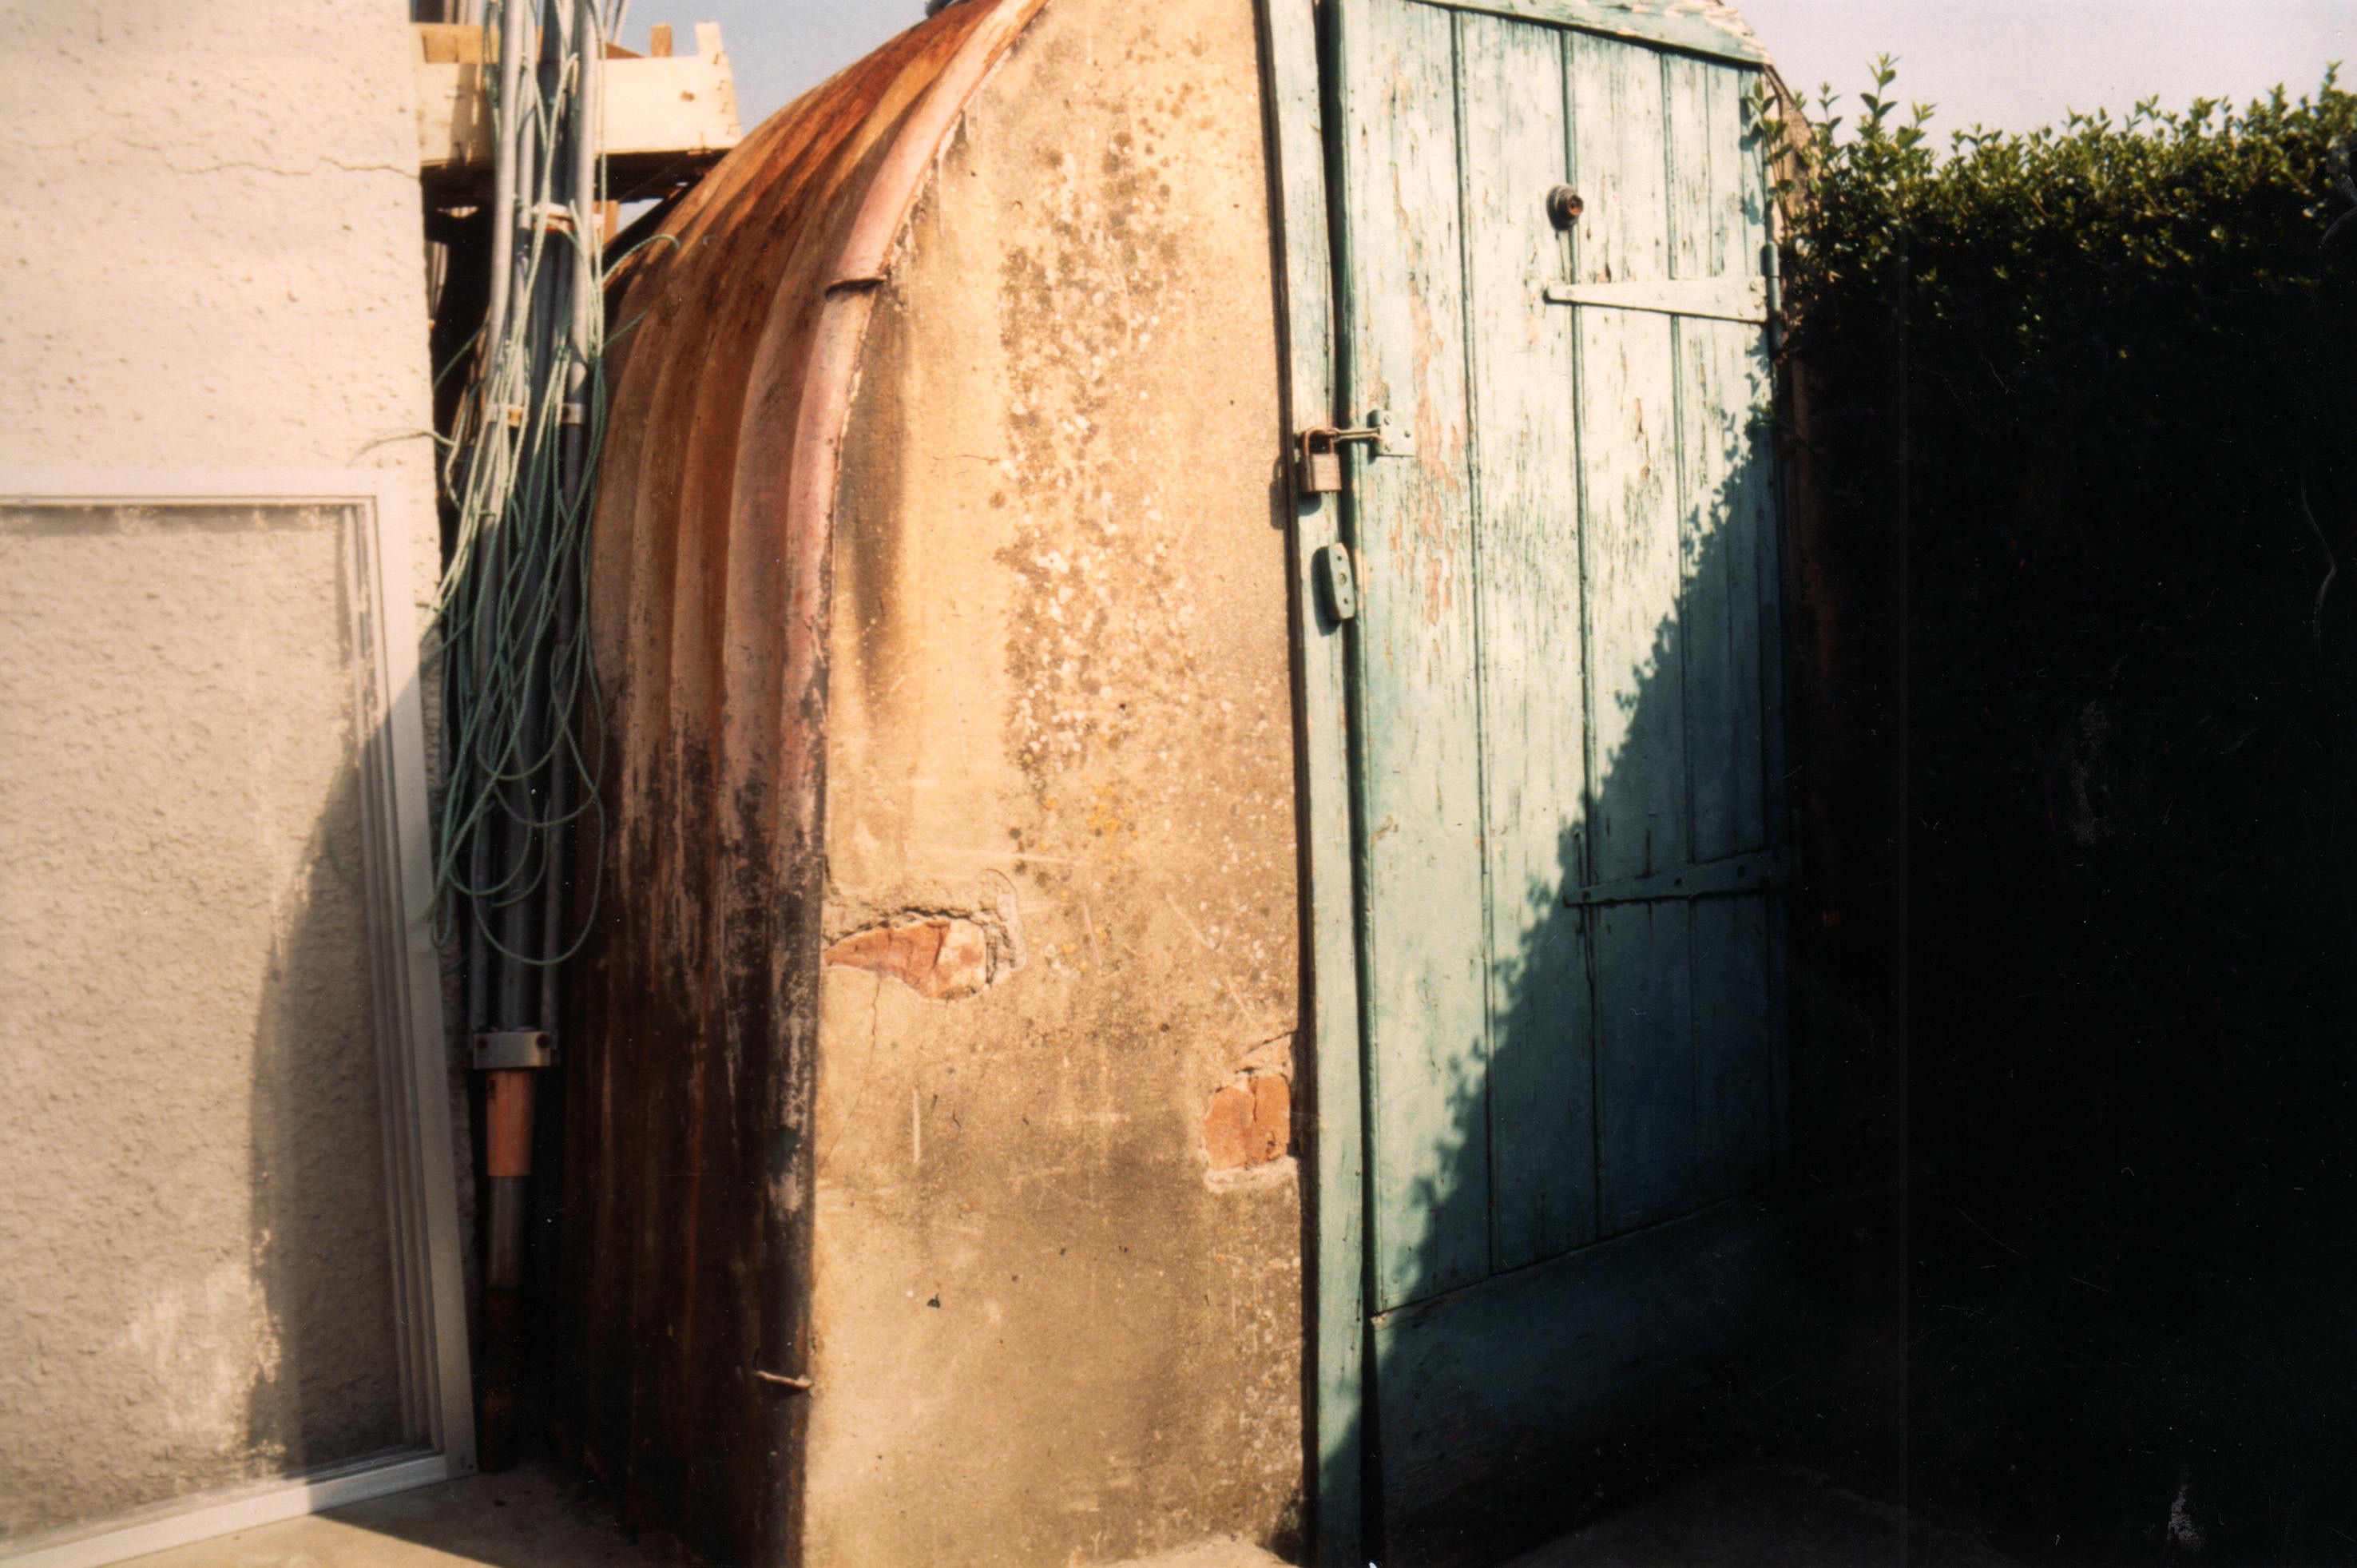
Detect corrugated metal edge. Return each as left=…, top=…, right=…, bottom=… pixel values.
left=746, top=6, right=1046, bottom=1557
left=564, top=4, right=1050, bottom=1563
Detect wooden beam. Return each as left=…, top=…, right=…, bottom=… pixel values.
left=415, top=21, right=743, bottom=196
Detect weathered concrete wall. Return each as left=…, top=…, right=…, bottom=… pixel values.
left=807, top=0, right=1306, bottom=1561
left=0, top=0, right=445, bottom=1539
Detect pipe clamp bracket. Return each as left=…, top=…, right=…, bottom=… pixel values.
left=474, top=1030, right=558, bottom=1070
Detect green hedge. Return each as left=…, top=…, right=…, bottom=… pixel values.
left=1769, top=67, right=2357, bottom=1558
left=1771, top=65, right=2357, bottom=1166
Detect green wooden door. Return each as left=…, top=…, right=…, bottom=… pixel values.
left=1327, top=1, right=1790, bottom=1558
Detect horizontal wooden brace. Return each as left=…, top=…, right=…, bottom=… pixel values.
left=1565, top=848, right=1788, bottom=908
left=1543, top=276, right=1768, bottom=323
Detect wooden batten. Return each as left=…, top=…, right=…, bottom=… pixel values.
left=413, top=20, right=742, bottom=200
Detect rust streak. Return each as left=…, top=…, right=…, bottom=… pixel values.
left=564, top=5, right=1048, bottom=1563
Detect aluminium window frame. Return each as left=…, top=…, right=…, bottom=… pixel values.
left=0, top=467, right=474, bottom=1568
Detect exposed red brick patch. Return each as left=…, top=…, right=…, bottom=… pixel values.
left=823, top=917, right=992, bottom=1000
left=1204, top=1071, right=1291, bottom=1170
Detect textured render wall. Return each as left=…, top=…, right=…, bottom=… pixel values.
left=0, top=503, right=405, bottom=1537
left=0, top=0, right=446, bottom=1539
left=0, top=1, right=438, bottom=483
left=807, top=0, right=1307, bottom=1562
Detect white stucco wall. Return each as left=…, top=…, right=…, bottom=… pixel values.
left=0, top=0, right=452, bottom=1540
left=0, top=0, right=439, bottom=482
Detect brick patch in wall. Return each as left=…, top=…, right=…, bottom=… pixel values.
left=823, top=917, right=994, bottom=1000
left=1204, top=1070, right=1291, bottom=1169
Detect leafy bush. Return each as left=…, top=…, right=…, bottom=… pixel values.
left=1771, top=63, right=2357, bottom=1559
left=1772, top=63, right=2357, bottom=1166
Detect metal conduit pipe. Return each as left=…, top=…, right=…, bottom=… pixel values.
left=473, top=0, right=598, bottom=1473
left=473, top=0, right=533, bottom=1462
left=541, top=0, right=599, bottom=1035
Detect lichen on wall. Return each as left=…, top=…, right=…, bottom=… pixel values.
left=810, top=0, right=1306, bottom=1561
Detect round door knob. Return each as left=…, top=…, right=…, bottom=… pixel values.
left=1546, top=185, right=1584, bottom=228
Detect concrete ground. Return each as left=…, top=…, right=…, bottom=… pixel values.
left=1504, top=1466, right=2026, bottom=1568
left=119, top=1463, right=654, bottom=1568
left=122, top=1462, right=2018, bottom=1567
left=114, top=1462, right=1291, bottom=1568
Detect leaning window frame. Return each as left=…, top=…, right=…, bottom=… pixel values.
left=0, top=468, right=475, bottom=1568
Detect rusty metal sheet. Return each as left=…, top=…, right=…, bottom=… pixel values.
left=558, top=4, right=1045, bottom=1562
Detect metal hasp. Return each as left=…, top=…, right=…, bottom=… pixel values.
left=1294, top=408, right=1415, bottom=495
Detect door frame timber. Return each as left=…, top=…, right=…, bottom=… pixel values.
left=1254, top=0, right=1368, bottom=1562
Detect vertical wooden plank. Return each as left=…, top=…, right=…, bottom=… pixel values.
left=1335, top=0, right=1490, bottom=1312
left=1568, top=30, right=1692, bottom=1245
left=1665, top=54, right=1784, bottom=1205
left=1567, top=30, right=1668, bottom=288
left=1744, top=77, right=1791, bottom=855
left=1665, top=54, right=1746, bottom=282
left=1571, top=34, right=1682, bottom=887
left=1727, top=75, right=1788, bottom=1188
left=1577, top=302, right=1682, bottom=883
left=1765, top=888, right=1793, bottom=1171
left=1593, top=899, right=1696, bottom=1232
left=1677, top=316, right=1773, bottom=862
left=1456, top=9, right=1595, bottom=1272
left=1670, top=57, right=1758, bottom=865
left=1692, top=894, right=1775, bottom=1199
left=1256, top=0, right=1367, bottom=1557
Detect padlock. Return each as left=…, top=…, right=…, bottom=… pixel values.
left=1300, top=427, right=1343, bottom=494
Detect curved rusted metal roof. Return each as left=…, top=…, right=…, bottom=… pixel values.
left=562, top=3, right=1045, bottom=1559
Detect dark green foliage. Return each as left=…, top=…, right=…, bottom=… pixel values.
left=1776, top=67, right=2357, bottom=1559
left=1781, top=64, right=2357, bottom=1154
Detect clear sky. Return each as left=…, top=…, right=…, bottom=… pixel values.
left=656, top=0, right=2353, bottom=142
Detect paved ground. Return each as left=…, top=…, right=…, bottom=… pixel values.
left=1504, top=1466, right=2025, bottom=1568
left=120, top=1462, right=651, bottom=1568
left=117, top=1462, right=1291, bottom=1568
left=123, top=1461, right=2018, bottom=1567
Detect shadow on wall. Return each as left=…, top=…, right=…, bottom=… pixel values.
left=0, top=498, right=417, bottom=1543
left=244, top=752, right=411, bottom=1481
left=1303, top=378, right=1905, bottom=1567
left=240, top=506, right=423, bottom=1484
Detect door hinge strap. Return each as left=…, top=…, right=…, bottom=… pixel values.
left=1565, top=848, right=1790, bottom=909
left=1542, top=276, right=1768, bottom=324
